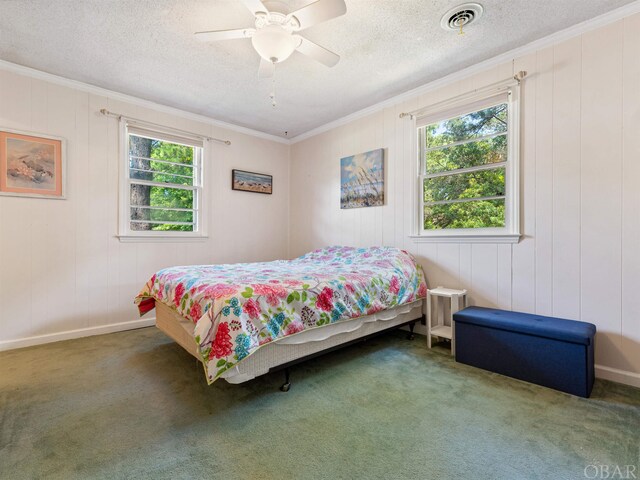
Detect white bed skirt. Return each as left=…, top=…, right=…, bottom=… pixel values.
left=220, top=300, right=425, bottom=384
left=155, top=299, right=424, bottom=384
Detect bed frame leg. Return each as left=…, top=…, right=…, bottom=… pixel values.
left=407, top=322, right=416, bottom=340
left=280, top=368, right=291, bottom=392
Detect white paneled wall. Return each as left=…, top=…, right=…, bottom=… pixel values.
left=290, top=15, right=640, bottom=384
left=1, top=11, right=639, bottom=387
left=0, top=69, right=290, bottom=348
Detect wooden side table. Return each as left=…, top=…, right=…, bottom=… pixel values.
left=427, top=287, right=467, bottom=355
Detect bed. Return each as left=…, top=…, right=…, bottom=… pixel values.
left=135, top=246, right=428, bottom=388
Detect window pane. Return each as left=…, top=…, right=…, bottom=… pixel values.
left=426, top=134, right=506, bottom=174
left=424, top=199, right=505, bottom=230
left=132, top=223, right=194, bottom=232
left=129, top=135, right=194, bottom=186
left=426, top=103, right=507, bottom=150
left=130, top=184, right=194, bottom=232
left=130, top=207, right=193, bottom=223
left=424, top=167, right=505, bottom=203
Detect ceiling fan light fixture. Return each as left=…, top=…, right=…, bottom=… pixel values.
left=251, top=25, right=298, bottom=63
left=195, top=0, right=346, bottom=80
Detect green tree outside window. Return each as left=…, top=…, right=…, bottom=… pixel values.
left=129, top=135, right=197, bottom=232
left=422, top=104, right=507, bottom=230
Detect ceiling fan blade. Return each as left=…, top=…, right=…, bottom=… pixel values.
left=258, top=58, right=275, bottom=78
left=289, top=0, right=346, bottom=30
left=240, top=0, right=268, bottom=15
left=195, top=28, right=255, bottom=42
left=295, top=36, right=340, bottom=67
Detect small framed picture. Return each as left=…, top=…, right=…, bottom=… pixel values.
left=0, top=128, right=65, bottom=199
left=232, top=169, right=272, bottom=195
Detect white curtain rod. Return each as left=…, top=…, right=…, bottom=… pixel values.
left=99, top=109, right=231, bottom=145
left=399, top=70, right=527, bottom=120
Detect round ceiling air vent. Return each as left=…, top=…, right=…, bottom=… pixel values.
left=440, top=3, right=484, bottom=32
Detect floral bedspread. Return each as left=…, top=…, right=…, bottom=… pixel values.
left=135, top=246, right=427, bottom=384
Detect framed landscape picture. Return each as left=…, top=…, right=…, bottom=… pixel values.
left=0, top=128, right=65, bottom=199
left=232, top=169, right=272, bottom=194
left=340, top=148, right=384, bottom=209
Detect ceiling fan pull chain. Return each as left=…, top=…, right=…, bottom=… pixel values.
left=270, top=66, right=277, bottom=108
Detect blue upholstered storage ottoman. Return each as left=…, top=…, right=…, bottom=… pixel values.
left=453, top=307, right=596, bottom=397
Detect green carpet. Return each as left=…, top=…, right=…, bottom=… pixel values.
left=1, top=328, right=638, bottom=480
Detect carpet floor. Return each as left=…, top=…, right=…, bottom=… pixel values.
left=1, top=327, right=638, bottom=480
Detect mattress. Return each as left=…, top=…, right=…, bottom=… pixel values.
left=136, top=246, right=428, bottom=384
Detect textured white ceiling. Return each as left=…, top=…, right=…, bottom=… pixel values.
left=0, top=0, right=633, bottom=137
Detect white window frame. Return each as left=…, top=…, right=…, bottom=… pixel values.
left=118, top=119, right=207, bottom=242
left=411, top=84, right=521, bottom=243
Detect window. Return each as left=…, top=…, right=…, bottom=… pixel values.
left=415, top=89, right=520, bottom=242
left=119, top=123, right=205, bottom=239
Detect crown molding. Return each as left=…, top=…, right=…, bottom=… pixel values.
left=0, top=59, right=290, bottom=145
left=2, top=0, right=639, bottom=146
left=290, top=0, right=640, bottom=144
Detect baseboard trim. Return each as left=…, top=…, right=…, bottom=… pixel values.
left=0, top=318, right=156, bottom=352
left=595, top=364, right=640, bottom=388
left=3, top=322, right=639, bottom=389
left=412, top=329, right=640, bottom=389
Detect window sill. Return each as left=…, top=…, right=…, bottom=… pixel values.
left=409, top=233, right=521, bottom=244
left=116, top=235, right=209, bottom=243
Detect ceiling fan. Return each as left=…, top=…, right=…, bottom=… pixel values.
left=195, top=0, right=347, bottom=78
